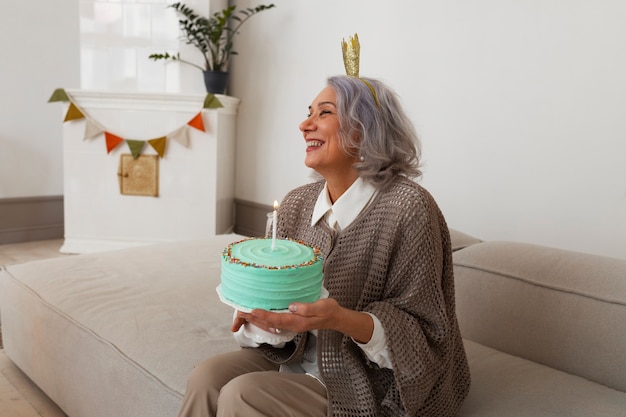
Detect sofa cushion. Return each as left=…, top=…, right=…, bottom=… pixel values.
left=458, top=339, right=626, bottom=417
left=449, top=228, right=481, bottom=251
left=0, top=235, right=243, bottom=417
left=454, top=241, right=626, bottom=392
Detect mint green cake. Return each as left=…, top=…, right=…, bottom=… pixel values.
left=218, top=238, right=324, bottom=311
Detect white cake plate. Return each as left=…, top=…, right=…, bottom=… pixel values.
left=215, top=286, right=329, bottom=345
left=215, top=285, right=328, bottom=313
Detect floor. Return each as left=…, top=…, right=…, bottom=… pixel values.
left=0, top=239, right=70, bottom=417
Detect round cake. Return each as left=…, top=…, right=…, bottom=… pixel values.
left=218, top=237, right=324, bottom=311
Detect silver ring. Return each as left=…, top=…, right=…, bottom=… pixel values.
left=274, top=328, right=282, bottom=334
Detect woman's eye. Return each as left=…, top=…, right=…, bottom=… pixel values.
left=306, top=109, right=333, bottom=118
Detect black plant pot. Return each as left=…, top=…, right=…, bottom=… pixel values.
left=203, top=71, right=229, bottom=94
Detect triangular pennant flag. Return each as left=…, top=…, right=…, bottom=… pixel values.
left=169, top=125, right=190, bottom=147
left=148, top=137, right=167, bottom=158
left=64, top=102, right=85, bottom=122
left=187, top=112, right=205, bottom=132
left=203, top=93, right=223, bottom=109
left=48, top=88, right=70, bottom=103
left=84, top=119, right=105, bottom=140
left=105, top=132, right=125, bottom=154
left=126, top=140, right=146, bottom=159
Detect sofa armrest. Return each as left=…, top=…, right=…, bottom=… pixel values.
left=453, top=241, right=626, bottom=392
left=449, top=228, right=481, bottom=251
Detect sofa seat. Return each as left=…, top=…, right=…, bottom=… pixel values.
left=0, top=235, right=243, bottom=417
left=459, top=339, right=626, bottom=416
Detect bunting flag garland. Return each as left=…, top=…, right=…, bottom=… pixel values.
left=126, top=140, right=146, bottom=159
left=187, top=112, right=205, bottom=132
left=64, top=102, right=85, bottom=122
left=105, top=132, right=125, bottom=154
left=84, top=119, right=105, bottom=140
left=148, top=137, right=167, bottom=158
left=168, top=125, right=190, bottom=147
left=48, top=88, right=224, bottom=159
left=48, top=88, right=70, bottom=102
left=204, top=94, right=223, bottom=109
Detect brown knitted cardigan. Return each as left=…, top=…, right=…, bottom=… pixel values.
left=258, top=176, right=470, bottom=417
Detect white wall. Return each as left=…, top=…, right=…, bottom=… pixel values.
left=3, top=0, right=625, bottom=260
left=229, top=0, right=626, bottom=260
left=0, top=1, right=80, bottom=198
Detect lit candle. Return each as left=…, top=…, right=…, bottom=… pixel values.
left=271, top=200, right=278, bottom=250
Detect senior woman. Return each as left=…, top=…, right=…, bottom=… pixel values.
left=177, top=75, right=470, bottom=417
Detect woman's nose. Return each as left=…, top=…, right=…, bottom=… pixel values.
left=299, top=116, right=314, bottom=133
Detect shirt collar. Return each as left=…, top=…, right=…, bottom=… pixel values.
left=311, top=177, right=377, bottom=230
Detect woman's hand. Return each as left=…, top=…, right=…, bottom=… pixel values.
left=231, top=314, right=247, bottom=333
left=233, top=298, right=374, bottom=344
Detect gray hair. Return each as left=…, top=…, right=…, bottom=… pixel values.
left=327, top=75, right=422, bottom=189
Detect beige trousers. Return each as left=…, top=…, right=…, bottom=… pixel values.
left=177, top=349, right=327, bottom=417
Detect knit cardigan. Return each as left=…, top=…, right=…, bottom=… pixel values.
left=258, top=176, right=470, bottom=417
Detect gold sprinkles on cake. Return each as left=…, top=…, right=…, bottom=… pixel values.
left=223, top=237, right=322, bottom=270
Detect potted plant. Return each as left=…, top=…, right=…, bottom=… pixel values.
left=149, top=2, right=275, bottom=94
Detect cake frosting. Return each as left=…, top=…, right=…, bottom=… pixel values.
left=218, top=237, right=324, bottom=311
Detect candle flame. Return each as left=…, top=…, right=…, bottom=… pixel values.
left=274, top=200, right=279, bottom=210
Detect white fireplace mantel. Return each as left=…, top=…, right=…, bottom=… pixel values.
left=65, top=89, right=239, bottom=113
left=60, top=90, right=240, bottom=253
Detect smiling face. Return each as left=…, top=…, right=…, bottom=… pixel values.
left=299, top=86, right=360, bottom=183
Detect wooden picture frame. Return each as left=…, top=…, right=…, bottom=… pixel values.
left=117, top=154, right=159, bottom=197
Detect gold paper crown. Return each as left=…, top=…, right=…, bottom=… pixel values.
left=341, top=33, right=361, bottom=77
left=341, top=33, right=379, bottom=108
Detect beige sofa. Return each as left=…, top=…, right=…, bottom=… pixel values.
left=452, top=231, right=626, bottom=416
left=0, top=231, right=625, bottom=416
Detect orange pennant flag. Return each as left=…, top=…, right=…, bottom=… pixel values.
left=105, top=132, right=124, bottom=154
left=148, top=137, right=167, bottom=158
left=64, top=102, right=85, bottom=122
left=187, top=112, right=205, bottom=132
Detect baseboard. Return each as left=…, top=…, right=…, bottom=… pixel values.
left=0, top=196, right=264, bottom=245
left=233, top=198, right=271, bottom=237
left=0, top=196, right=64, bottom=245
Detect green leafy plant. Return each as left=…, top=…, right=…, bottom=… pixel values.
left=149, top=2, right=275, bottom=72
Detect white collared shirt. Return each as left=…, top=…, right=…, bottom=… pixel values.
left=311, top=177, right=376, bottom=232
